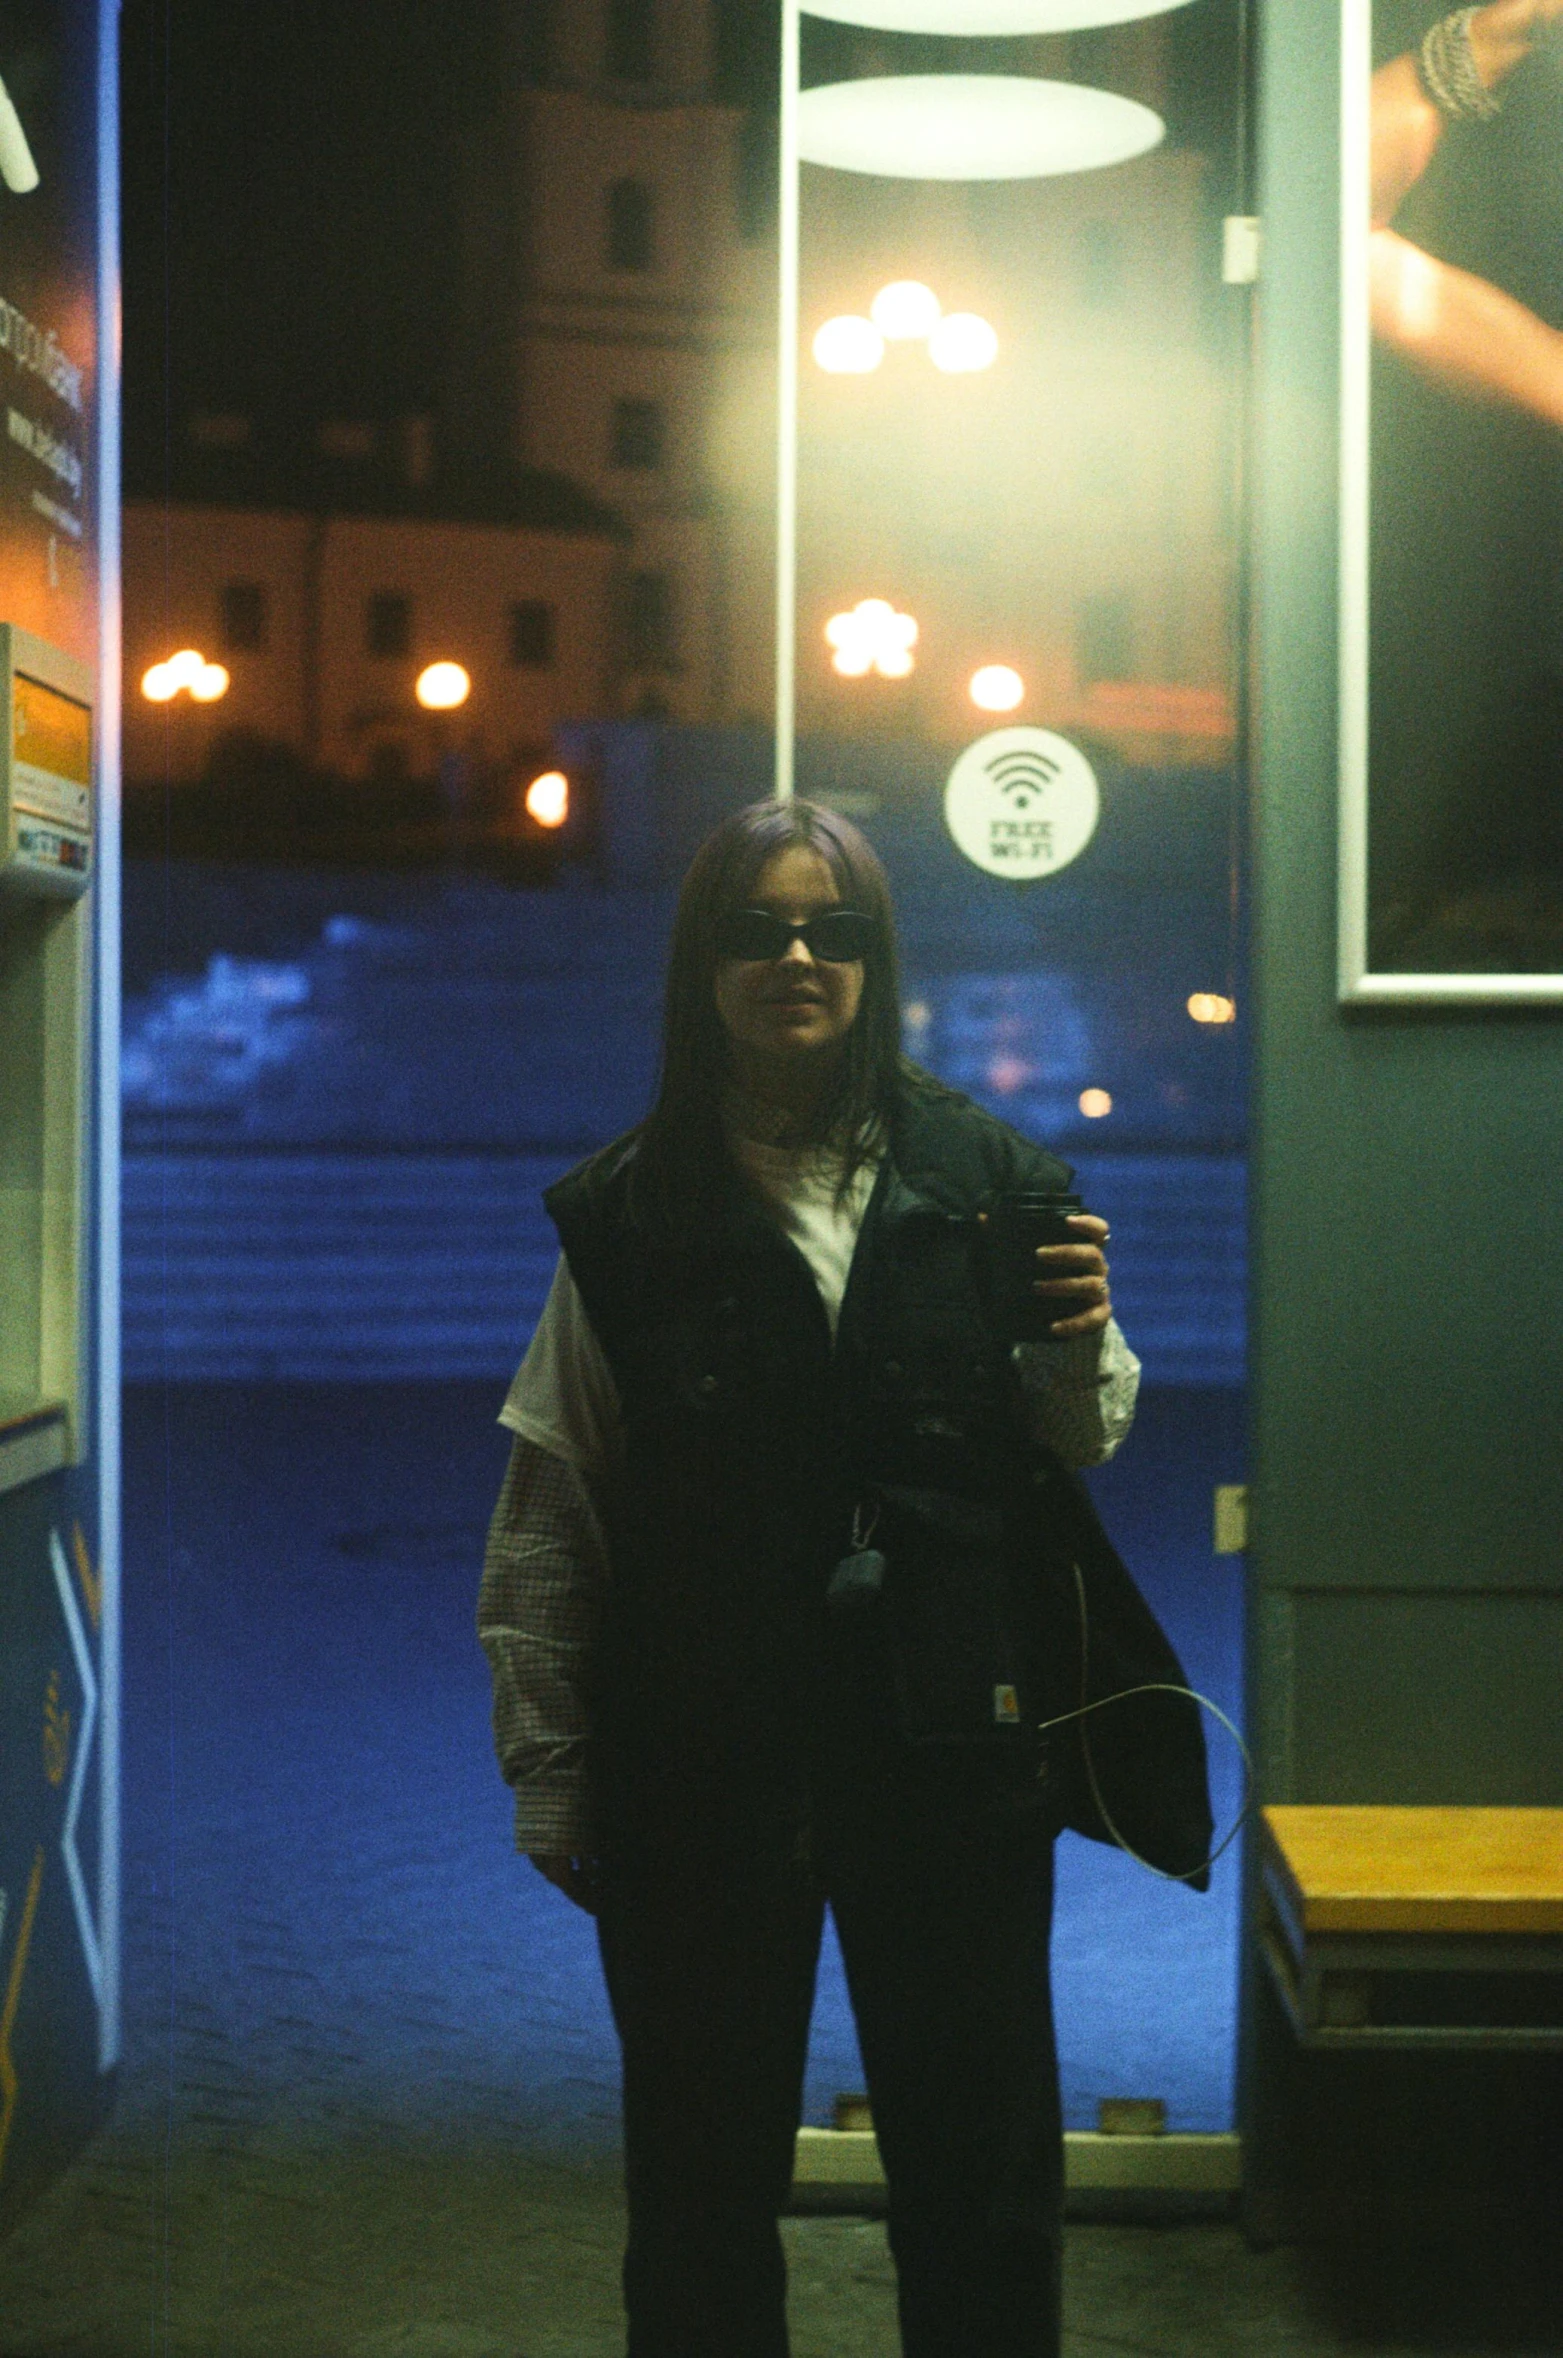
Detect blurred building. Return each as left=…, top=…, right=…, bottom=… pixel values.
left=121, top=432, right=627, bottom=795
left=452, top=0, right=1237, bottom=757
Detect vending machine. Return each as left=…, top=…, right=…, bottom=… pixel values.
left=0, top=0, right=119, bottom=2231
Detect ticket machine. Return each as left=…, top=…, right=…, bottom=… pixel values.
left=0, top=0, right=118, bottom=2233
left=0, top=624, right=94, bottom=1487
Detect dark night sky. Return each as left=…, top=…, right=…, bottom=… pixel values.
left=120, top=0, right=1242, bottom=489
left=119, top=0, right=494, bottom=463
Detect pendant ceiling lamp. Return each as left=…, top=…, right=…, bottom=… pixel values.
left=796, top=73, right=1162, bottom=179
left=803, top=0, right=1192, bottom=27
left=773, top=0, right=1181, bottom=798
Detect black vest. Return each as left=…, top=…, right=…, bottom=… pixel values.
left=546, top=1078, right=1213, bottom=1883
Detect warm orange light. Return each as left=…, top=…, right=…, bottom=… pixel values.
left=970, top=664, right=1024, bottom=713
left=813, top=315, right=885, bottom=374
left=1078, top=1088, right=1113, bottom=1119
left=927, top=312, right=998, bottom=373
left=416, top=660, right=471, bottom=711
left=1187, top=992, right=1237, bottom=1025
left=825, top=598, right=918, bottom=680
left=870, top=280, right=941, bottom=341
left=524, top=770, right=569, bottom=828
left=141, top=648, right=229, bottom=703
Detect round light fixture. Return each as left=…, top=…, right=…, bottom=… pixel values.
left=970, top=664, right=1025, bottom=712
left=803, top=0, right=1194, bottom=27
left=797, top=76, right=1164, bottom=181
left=812, top=314, right=886, bottom=373
left=929, top=312, right=999, bottom=373
left=524, top=770, right=570, bottom=828
left=1078, top=1088, right=1114, bottom=1119
left=415, top=661, right=471, bottom=712
left=870, top=280, right=941, bottom=340
left=141, top=649, right=230, bottom=704
left=1187, top=992, right=1237, bottom=1025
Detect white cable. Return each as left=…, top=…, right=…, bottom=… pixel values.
left=1033, top=1562, right=1255, bottom=1885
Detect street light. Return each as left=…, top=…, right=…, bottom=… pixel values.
left=524, top=770, right=570, bottom=828
left=826, top=599, right=918, bottom=679
left=141, top=649, right=229, bottom=703
left=970, top=664, right=1024, bottom=712
left=813, top=315, right=886, bottom=373
left=928, top=313, right=999, bottom=373
left=415, top=661, right=471, bottom=711
left=870, top=280, right=941, bottom=340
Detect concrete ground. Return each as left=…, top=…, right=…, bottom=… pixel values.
left=2, top=1383, right=1556, bottom=2355
left=3, top=2127, right=1561, bottom=2357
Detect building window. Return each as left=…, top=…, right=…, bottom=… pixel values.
left=1077, top=594, right=1133, bottom=686
left=606, top=0, right=655, bottom=82
left=515, top=0, right=552, bottom=81
left=607, top=179, right=655, bottom=273
left=509, top=600, right=556, bottom=668
left=625, top=570, right=677, bottom=671
left=220, top=581, right=268, bottom=654
left=735, top=112, right=774, bottom=243
left=366, top=592, right=412, bottom=659
left=611, top=396, right=665, bottom=471
left=1076, top=221, right=1125, bottom=308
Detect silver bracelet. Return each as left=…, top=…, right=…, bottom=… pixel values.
left=1418, top=6, right=1504, bottom=121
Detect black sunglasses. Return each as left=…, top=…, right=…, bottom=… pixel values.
left=715, top=907, right=876, bottom=964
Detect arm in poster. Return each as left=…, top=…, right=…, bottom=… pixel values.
left=1371, top=4, right=1563, bottom=429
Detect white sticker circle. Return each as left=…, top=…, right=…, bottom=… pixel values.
left=943, top=726, right=1100, bottom=881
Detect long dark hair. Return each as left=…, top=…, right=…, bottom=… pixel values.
left=632, top=799, right=904, bottom=1228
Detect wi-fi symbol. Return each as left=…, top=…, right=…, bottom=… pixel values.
left=985, top=748, right=1061, bottom=810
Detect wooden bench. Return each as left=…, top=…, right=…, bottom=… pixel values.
left=1261, top=1806, right=1563, bottom=2050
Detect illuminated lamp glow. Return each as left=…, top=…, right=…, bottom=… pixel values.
left=929, top=312, right=999, bottom=373
left=803, top=0, right=1195, bottom=29
left=1187, top=992, right=1237, bottom=1025
left=870, top=280, right=941, bottom=340
left=796, top=77, right=1164, bottom=183
left=970, top=664, right=1024, bottom=713
left=524, top=770, right=569, bottom=829
left=141, top=648, right=230, bottom=703
left=825, top=598, right=918, bottom=680
left=416, top=661, right=471, bottom=711
left=1078, top=1088, right=1113, bottom=1119
left=812, top=315, right=885, bottom=374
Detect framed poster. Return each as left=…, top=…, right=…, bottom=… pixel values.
left=1340, top=0, right=1563, bottom=1002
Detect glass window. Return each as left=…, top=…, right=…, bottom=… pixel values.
left=366, top=592, right=412, bottom=659
left=221, top=581, right=268, bottom=654
left=508, top=600, right=556, bottom=668
left=1076, top=593, right=1132, bottom=686
left=611, top=397, right=665, bottom=471
left=625, top=570, right=676, bottom=671
left=735, top=112, right=774, bottom=244
left=606, top=0, right=654, bottom=82
left=1076, top=221, right=1125, bottom=309
left=607, top=179, right=655, bottom=273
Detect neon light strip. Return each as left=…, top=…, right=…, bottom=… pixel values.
left=51, top=1528, right=102, bottom=2007
left=94, top=0, right=123, bottom=2072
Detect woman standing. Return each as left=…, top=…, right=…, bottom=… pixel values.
left=479, top=798, right=1209, bottom=2358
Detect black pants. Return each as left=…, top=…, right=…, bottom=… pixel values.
left=595, top=1786, right=1062, bottom=2358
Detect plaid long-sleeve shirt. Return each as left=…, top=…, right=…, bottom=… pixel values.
left=477, top=1281, right=1140, bottom=1859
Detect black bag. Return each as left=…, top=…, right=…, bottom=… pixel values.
left=873, top=1467, right=1215, bottom=1888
